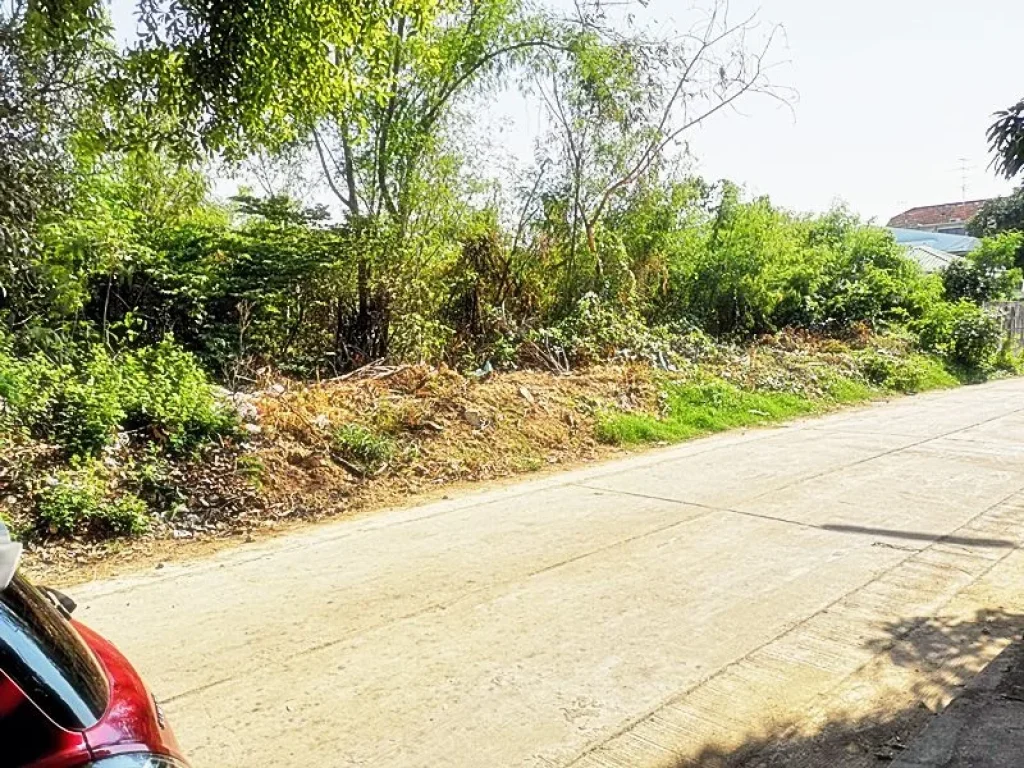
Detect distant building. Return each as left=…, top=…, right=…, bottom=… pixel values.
left=887, top=200, right=989, bottom=235
left=900, top=244, right=958, bottom=274
left=889, top=227, right=980, bottom=257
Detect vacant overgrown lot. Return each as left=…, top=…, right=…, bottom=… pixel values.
left=5, top=0, right=1024, bottom=579
left=4, top=324, right=1017, bottom=581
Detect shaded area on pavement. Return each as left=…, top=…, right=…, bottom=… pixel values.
left=890, top=637, right=1024, bottom=767
left=665, top=610, right=1024, bottom=768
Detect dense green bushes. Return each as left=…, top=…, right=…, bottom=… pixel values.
left=0, top=173, right=1017, bottom=543
left=941, top=233, right=1023, bottom=304
left=858, top=350, right=959, bottom=392
left=4, top=163, right=1014, bottom=416
left=0, top=153, right=1018, bottom=546
left=20, top=167, right=1000, bottom=381
left=0, top=336, right=237, bottom=540
left=36, top=465, right=150, bottom=537
left=654, top=197, right=938, bottom=336
left=0, top=337, right=236, bottom=458
left=915, top=301, right=1004, bottom=370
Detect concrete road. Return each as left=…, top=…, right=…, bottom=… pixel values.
left=73, top=379, right=1024, bottom=768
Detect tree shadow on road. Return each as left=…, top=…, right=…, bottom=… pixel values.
left=820, top=524, right=1014, bottom=550
left=657, top=609, right=1024, bottom=768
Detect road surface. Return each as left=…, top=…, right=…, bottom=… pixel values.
left=73, top=379, right=1024, bottom=767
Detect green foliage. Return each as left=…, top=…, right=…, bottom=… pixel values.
left=0, top=344, right=126, bottom=455
left=36, top=463, right=150, bottom=538
left=859, top=351, right=958, bottom=393
left=4, top=0, right=957, bottom=382
left=0, top=335, right=235, bottom=457
left=119, top=0, right=449, bottom=157
left=654, top=196, right=935, bottom=337
left=133, top=453, right=185, bottom=510
left=943, top=259, right=1001, bottom=303
left=987, top=97, right=1024, bottom=180
left=529, top=293, right=673, bottom=366
left=995, top=337, right=1024, bottom=374
left=18, top=179, right=971, bottom=383
left=596, top=378, right=815, bottom=445
left=968, top=188, right=1024, bottom=265
left=916, top=301, right=1003, bottom=370
left=119, top=339, right=237, bottom=453
left=98, top=493, right=150, bottom=536
left=942, top=233, right=1023, bottom=302
left=664, top=188, right=799, bottom=334
left=332, top=424, right=396, bottom=473
left=821, top=376, right=876, bottom=404
left=0, top=1, right=112, bottom=314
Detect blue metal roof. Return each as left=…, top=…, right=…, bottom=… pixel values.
left=888, top=227, right=980, bottom=255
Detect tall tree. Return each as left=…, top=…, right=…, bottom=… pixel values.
left=310, top=0, right=554, bottom=221
left=307, top=0, right=556, bottom=362
left=988, top=97, right=1024, bottom=180
left=529, top=0, right=787, bottom=300
left=123, top=0, right=447, bottom=157
left=0, top=0, right=112, bottom=318
left=967, top=186, right=1024, bottom=268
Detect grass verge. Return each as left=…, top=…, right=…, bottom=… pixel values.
left=596, top=378, right=818, bottom=445
left=596, top=352, right=968, bottom=448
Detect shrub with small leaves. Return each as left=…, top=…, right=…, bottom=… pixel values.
left=97, top=494, right=150, bottom=536
left=35, top=463, right=151, bottom=538
left=529, top=293, right=675, bottom=367
left=0, top=345, right=124, bottom=455
left=120, top=339, right=238, bottom=454
left=36, top=469, right=104, bottom=537
left=0, top=336, right=236, bottom=458
left=48, top=354, right=126, bottom=456
left=916, top=301, right=1003, bottom=370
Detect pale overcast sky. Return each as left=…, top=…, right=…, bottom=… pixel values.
left=680, top=0, right=1020, bottom=222
left=110, top=0, right=1021, bottom=223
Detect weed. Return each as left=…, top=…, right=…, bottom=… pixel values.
left=332, top=424, right=397, bottom=473
left=995, top=338, right=1024, bottom=374
left=372, top=398, right=429, bottom=435
left=120, top=339, right=239, bottom=454
left=36, top=463, right=150, bottom=538
left=133, top=454, right=185, bottom=509
left=859, top=351, right=957, bottom=393
left=915, top=301, right=1003, bottom=370
left=0, top=338, right=237, bottom=458
left=596, top=378, right=815, bottom=445
left=821, top=375, right=877, bottom=404
left=237, top=453, right=266, bottom=490
left=98, top=494, right=151, bottom=536
left=514, top=454, right=545, bottom=472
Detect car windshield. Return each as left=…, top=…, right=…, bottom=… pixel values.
left=0, top=575, right=109, bottom=731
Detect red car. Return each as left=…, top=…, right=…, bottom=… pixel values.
left=0, top=526, right=188, bottom=768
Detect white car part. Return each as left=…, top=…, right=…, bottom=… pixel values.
left=0, top=520, right=22, bottom=590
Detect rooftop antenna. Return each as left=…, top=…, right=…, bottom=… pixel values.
left=955, top=157, right=973, bottom=203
